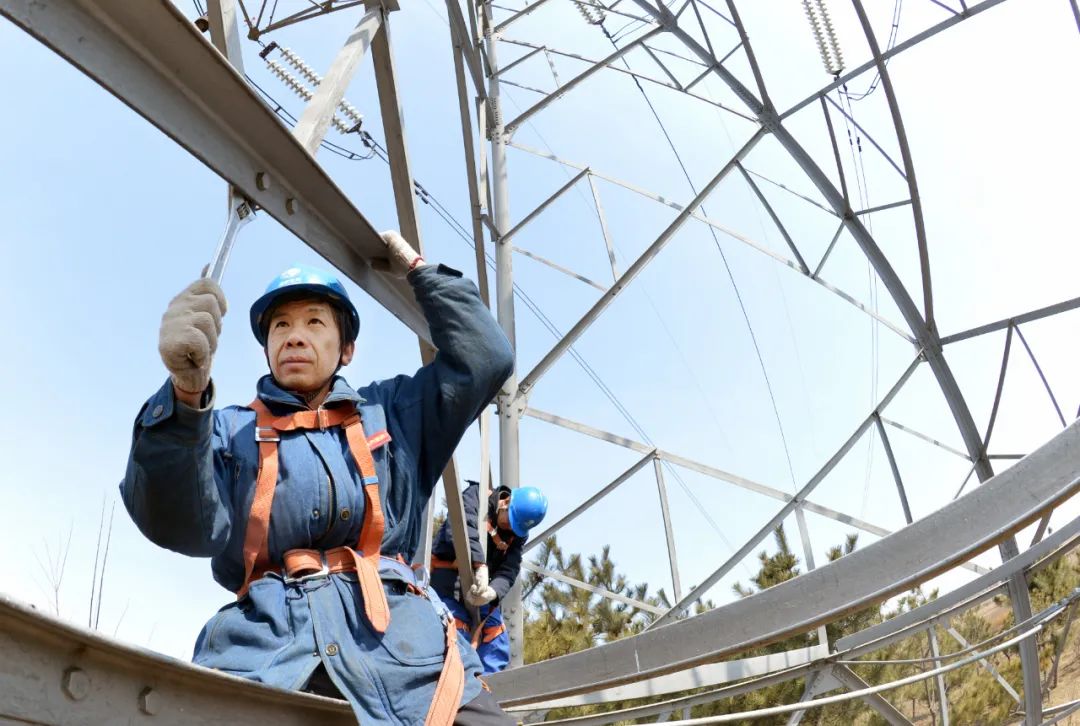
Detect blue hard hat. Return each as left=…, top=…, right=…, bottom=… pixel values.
left=249, top=264, right=360, bottom=346
left=508, top=486, right=548, bottom=538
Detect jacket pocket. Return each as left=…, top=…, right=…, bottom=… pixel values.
left=193, top=578, right=284, bottom=674
left=198, top=600, right=247, bottom=657
left=373, top=582, right=447, bottom=667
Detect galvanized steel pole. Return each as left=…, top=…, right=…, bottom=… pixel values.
left=478, top=0, right=525, bottom=666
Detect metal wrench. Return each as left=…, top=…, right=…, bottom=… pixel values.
left=205, top=188, right=256, bottom=283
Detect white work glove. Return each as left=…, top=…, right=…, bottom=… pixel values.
left=379, top=230, right=425, bottom=277
left=472, top=564, right=489, bottom=591
left=158, top=278, right=227, bottom=395
left=466, top=584, right=497, bottom=607
left=466, top=565, right=496, bottom=606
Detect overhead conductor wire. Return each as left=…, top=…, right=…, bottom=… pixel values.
left=804, top=0, right=885, bottom=517
left=590, top=8, right=803, bottom=498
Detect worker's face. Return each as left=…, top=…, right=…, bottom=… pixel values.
left=266, top=299, right=354, bottom=393
left=496, top=496, right=511, bottom=531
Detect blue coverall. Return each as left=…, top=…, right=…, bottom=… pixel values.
left=430, top=482, right=524, bottom=673
left=120, top=264, right=513, bottom=725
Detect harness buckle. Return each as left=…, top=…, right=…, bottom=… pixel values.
left=283, top=552, right=331, bottom=585
left=255, top=426, right=280, bottom=443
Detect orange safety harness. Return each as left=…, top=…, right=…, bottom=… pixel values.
left=238, top=399, right=463, bottom=725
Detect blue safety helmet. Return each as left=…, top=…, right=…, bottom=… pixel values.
left=508, top=486, right=548, bottom=538
left=249, top=264, right=360, bottom=346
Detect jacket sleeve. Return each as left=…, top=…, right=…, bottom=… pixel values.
left=396, top=264, right=514, bottom=498
left=490, top=536, right=525, bottom=602
left=119, top=379, right=233, bottom=557
left=462, top=482, right=486, bottom=566
left=430, top=515, right=454, bottom=560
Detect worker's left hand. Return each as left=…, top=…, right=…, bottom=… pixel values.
left=466, top=584, right=497, bottom=607
left=472, top=565, right=490, bottom=591
left=379, top=230, right=425, bottom=277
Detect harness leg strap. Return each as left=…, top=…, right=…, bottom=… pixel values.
left=347, top=548, right=390, bottom=634
left=425, top=620, right=465, bottom=726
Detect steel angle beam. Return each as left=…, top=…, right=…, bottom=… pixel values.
left=1, top=0, right=430, bottom=340
left=829, top=666, right=914, bottom=726
left=532, top=666, right=843, bottom=726
left=0, top=593, right=354, bottom=725
left=515, top=130, right=765, bottom=398
left=522, top=406, right=893, bottom=541
left=487, top=420, right=1080, bottom=705
left=836, top=511, right=1080, bottom=657
left=521, top=562, right=665, bottom=616
left=508, top=644, right=829, bottom=712
left=940, top=294, right=1080, bottom=346
left=293, top=7, right=381, bottom=154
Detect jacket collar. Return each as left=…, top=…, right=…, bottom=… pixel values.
left=487, top=485, right=514, bottom=536
left=256, top=374, right=365, bottom=411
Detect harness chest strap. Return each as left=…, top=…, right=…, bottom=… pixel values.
left=240, top=399, right=389, bottom=633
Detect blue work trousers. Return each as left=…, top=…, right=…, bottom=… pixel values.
left=442, top=597, right=510, bottom=674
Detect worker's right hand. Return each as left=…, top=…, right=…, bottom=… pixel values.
left=380, top=230, right=425, bottom=277
left=158, top=278, right=227, bottom=397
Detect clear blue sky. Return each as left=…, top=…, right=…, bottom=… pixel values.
left=1, top=0, right=1079, bottom=660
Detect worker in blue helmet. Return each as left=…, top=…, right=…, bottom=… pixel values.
left=430, top=482, right=549, bottom=673
left=121, top=232, right=516, bottom=726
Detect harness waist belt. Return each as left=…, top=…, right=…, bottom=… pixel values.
left=252, top=547, right=419, bottom=585
left=254, top=547, right=464, bottom=725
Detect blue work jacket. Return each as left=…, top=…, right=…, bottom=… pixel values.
left=120, top=264, right=514, bottom=725
left=431, top=483, right=525, bottom=604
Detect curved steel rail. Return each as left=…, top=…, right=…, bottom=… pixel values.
left=486, top=418, right=1080, bottom=705
left=0, top=592, right=353, bottom=725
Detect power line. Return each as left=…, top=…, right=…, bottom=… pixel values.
left=845, top=0, right=903, bottom=102
left=411, top=114, right=744, bottom=563
left=488, top=57, right=745, bottom=560
left=830, top=85, right=881, bottom=518
left=595, top=22, right=802, bottom=496
left=610, top=0, right=677, bottom=42
left=246, top=75, right=377, bottom=161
